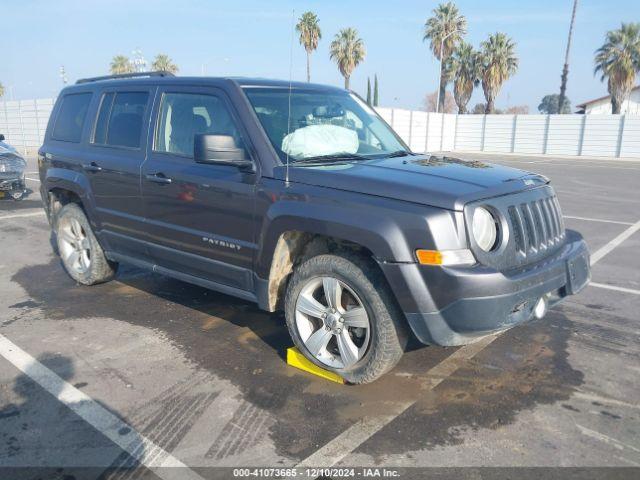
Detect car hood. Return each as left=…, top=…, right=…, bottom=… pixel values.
left=274, top=154, right=549, bottom=211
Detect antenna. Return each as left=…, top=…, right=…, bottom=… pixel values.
left=285, top=8, right=295, bottom=185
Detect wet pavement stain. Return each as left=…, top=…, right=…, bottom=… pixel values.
left=12, top=258, right=584, bottom=460
left=9, top=300, right=40, bottom=309
left=354, top=313, right=584, bottom=459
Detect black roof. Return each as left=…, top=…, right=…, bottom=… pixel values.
left=67, top=75, right=345, bottom=93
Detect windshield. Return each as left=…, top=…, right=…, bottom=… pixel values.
left=243, top=87, right=409, bottom=163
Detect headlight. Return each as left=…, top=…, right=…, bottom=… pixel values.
left=0, top=154, right=26, bottom=175
left=472, top=207, right=498, bottom=251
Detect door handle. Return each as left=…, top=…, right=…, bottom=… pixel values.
left=145, top=173, right=172, bottom=184
left=82, top=162, right=102, bottom=172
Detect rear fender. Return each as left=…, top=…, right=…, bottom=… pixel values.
left=43, top=169, right=101, bottom=230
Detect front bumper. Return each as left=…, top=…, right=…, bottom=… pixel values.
left=379, top=229, right=590, bottom=346
left=0, top=175, right=26, bottom=192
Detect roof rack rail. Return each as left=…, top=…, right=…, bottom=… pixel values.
left=76, top=71, right=175, bottom=84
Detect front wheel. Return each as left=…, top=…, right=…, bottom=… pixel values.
left=284, top=253, right=406, bottom=384
left=55, top=203, right=118, bottom=285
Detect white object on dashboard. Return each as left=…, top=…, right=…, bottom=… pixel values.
left=281, top=125, right=358, bottom=159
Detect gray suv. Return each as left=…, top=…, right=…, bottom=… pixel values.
left=39, top=72, right=590, bottom=383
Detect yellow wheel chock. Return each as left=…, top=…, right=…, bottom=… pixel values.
left=286, top=347, right=345, bottom=384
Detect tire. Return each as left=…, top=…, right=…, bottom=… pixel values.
left=285, top=252, right=407, bottom=384
left=55, top=203, right=118, bottom=285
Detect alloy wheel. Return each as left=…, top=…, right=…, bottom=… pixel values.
left=295, top=276, right=371, bottom=369
left=58, top=217, right=92, bottom=274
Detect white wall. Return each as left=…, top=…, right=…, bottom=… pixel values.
left=0, top=98, right=55, bottom=153
left=378, top=107, right=639, bottom=159
left=1, top=97, right=638, bottom=159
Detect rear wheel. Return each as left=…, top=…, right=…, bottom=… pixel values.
left=55, top=203, right=118, bottom=285
left=285, top=252, right=406, bottom=384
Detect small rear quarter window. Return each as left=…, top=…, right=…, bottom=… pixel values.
left=52, top=93, right=93, bottom=142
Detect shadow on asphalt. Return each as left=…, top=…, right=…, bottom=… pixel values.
left=0, top=353, right=146, bottom=479
left=11, top=258, right=584, bottom=460
left=0, top=189, right=39, bottom=212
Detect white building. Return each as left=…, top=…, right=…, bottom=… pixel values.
left=576, top=86, right=640, bottom=114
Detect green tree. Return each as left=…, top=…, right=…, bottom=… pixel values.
left=373, top=74, right=379, bottom=106
left=449, top=41, right=480, bottom=114
left=0, top=82, right=4, bottom=99
left=559, top=0, right=579, bottom=114
left=330, top=28, right=366, bottom=89
left=471, top=102, right=486, bottom=114
left=296, top=11, right=322, bottom=83
left=538, top=94, right=571, bottom=114
left=479, top=32, right=518, bottom=113
left=423, top=2, right=467, bottom=112
left=110, top=55, right=133, bottom=75
left=366, top=77, right=372, bottom=105
left=151, top=54, right=179, bottom=74
left=594, top=23, right=640, bottom=114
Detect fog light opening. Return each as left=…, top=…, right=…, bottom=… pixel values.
left=533, top=296, right=548, bottom=319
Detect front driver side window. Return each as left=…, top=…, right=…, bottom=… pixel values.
left=155, top=92, right=243, bottom=156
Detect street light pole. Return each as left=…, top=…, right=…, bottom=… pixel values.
left=435, top=29, right=461, bottom=114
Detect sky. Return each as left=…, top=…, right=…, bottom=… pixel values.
left=1, top=0, right=638, bottom=111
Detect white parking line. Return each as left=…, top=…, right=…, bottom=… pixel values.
left=0, top=211, right=46, bottom=220
left=0, top=334, right=205, bottom=480
left=25, top=176, right=40, bottom=183
left=564, top=215, right=634, bottom=226
left=589, top=282, right=640, bottom=296
left=590, top=220, right=640, bottom=265
left=296, top=334, right=498, bottom=468
left=576, top=424, right=640, bottom=454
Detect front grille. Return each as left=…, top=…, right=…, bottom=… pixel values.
left=508, top=196, right=565, bottom=258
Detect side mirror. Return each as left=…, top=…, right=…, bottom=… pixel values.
left=194, top=134, right=253, bottom=170
left=0, top=134, right=5, bottom=141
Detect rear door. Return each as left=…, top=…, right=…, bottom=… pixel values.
left=141, top=85, right=257, bottom=292
left=83, top=87, right=154, bottom=259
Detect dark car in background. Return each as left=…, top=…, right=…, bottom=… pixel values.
left=37, top=72, right=591, bottom=383
left=0, top=134, right=27, bottom=200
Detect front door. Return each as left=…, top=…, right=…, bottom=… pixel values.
left=141, top=86, right=257, bottom=292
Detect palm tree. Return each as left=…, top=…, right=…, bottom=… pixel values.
left=479, top=32, right=518, bottom=113
left=558, top=0, right=579, bottom=114
left=594, top=23, right=640, bottom=114
left=152, top=54, right=179, bottom=74
left=329, top=28, right=366, bottom=89
left=423, top=2, right=467, bottom=112
left=296, top=11, right=322, bottom=83
left=449, top=41, right=480, bottom=114
left=110, top=55, right=133, bottom=75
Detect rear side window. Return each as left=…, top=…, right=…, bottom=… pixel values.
left=92, top=91, right=149, bottom=149
left=52, top=93, right=92, bottom=142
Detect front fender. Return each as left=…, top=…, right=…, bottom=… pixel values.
left=256, top=201, right=409, bottom=277
left=254, top=182, right=465, bottom=279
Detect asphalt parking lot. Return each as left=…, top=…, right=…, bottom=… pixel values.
left=1, top=153, right=639, bottom=479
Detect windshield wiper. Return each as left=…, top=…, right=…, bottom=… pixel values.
left=292, top=153, right=369, bottom=164
left=384, top=150, right=413, bottom=158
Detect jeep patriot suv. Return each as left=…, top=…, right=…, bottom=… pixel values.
left=39, top=72, right=591, bottom=383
